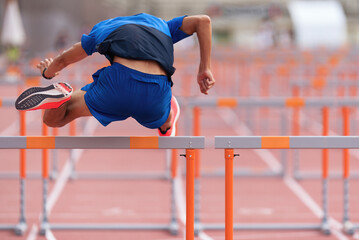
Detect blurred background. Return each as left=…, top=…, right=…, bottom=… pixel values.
left=2, top=1, right=359, bottom=240
left=1, top=0, right=359, bottom=59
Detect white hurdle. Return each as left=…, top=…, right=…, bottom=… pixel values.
left=215, top=136, right=359, bottom=240
left=0, top=136, right=205, bottom=240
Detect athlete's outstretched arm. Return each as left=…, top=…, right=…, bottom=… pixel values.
left=180, top=15, right=215, bottom=95
left=37, top=42, right=88, bottom=79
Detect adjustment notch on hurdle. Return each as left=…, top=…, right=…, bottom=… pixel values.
left=158, top=136, right=205, bottom=149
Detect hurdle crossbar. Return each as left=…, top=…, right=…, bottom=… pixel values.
left=0, top=136, right=204, bottom=149
left=214, top=136, right=358, bottom=239
left=0, top=136, right=204, bottom=240
left=215, top=136, right=359, bottom=149
left=290, top=79, right=359, bottom=88
left=185, top=96, right=359, bottom=108
left=0, top=97, right=16, bottom=107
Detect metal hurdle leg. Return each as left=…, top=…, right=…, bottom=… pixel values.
left=50, top=128, right=59, bottom=180
left=15, top=112, right=27, bottom=235
left=192, top=107, right=203, bottom=236
left=40, top=177, right=49, bottom=235
left=343, top=178, right=354, bottom=235
left=321, top=107, right=330, bottom=235
left=321, top=178, right=330, bottom=234
left=170, top=178, right=179, bottom=235
left=280, top=110, right=288, bottom=177
left=50, top=149, right=58, bottom=180
left=169, top=149, right=179, bottom=235
left=292, top=106, right=302, bottom=180
left=0, top=178, right=26, bottom=234
left=321, top=153, right=330, bottom=235
left=201, top=149, right=240, bottom=238
left=14, top=178, right=27, bottom=235
left=40, top=140, right=50, bottom=235
left=194, top=178, right=202, bottom=236
left=245, top=106, right=254, bottom=133
left=342, top=107, right=355, bottom=235
left=225, top=149, right=234, bottom=240
left=69, top=149, right=77, bottom=180
left=185, top=149, right=195, bottom=240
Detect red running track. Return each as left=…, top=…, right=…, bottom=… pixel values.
left=0, top=81, right=359, bottom=239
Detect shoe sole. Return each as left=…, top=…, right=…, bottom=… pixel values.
left=15, top=83, right=72, bottom=111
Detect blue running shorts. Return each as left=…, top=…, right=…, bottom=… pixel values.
left=81, top=62, right=172, bottom=129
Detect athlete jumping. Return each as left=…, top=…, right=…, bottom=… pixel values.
left=15, top=13, right=215, bottom=136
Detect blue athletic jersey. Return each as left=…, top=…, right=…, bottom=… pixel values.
left=81, top=13, right=191, bottom=77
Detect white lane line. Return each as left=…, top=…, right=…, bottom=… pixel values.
left=25, top=224, right=38, bottom=240
left=45, top=228, right=57, bottom=240
left=198, top=231, right=216, bottom=240
left=217, top=108, right=349, bottom=240
left=174, top=166, right=214, bottom=240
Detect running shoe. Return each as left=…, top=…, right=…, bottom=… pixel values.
left=158, top=95, right=180, bottom=136
left=15, top=82, right=73, bottom=111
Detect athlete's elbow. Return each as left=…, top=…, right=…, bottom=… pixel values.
left=195, top=15, right=211, bottom=32
left=199, top=15, right=211, bottom=25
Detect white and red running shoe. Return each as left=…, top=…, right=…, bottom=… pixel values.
left=158, top=95, right=180, bottom=137
left=15, top=82, right=73, bottom=111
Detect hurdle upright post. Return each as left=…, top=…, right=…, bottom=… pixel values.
left=193, top=106, right=202, bottom=235
left=42, top=121, right=49, bottom=180
left=225, top=149, right=234, bottom=240
left=15, top=111, right=27, bottom=235
left=186, top=149, right=195, bottom=240
left=41, top=120, right=50, bottom=235
left=342, top=106, right=355, bottom=235
left=51, top=128, right=59, bottom=179
left=292, top=87, right=301, bottom=180
left=169, top=127, right=179, bottom=235
left=193, top=107, right=201, bottom=178
left=321, top=107, right=330, bottom=234
left=69, top=120, right=77, bottom=179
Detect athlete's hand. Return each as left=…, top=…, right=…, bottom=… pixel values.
left=197, top=69, right=215, bottom=95
left=37, top=58, right=59, bottom=79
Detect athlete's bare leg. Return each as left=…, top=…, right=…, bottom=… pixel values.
left=43, top=90, right=92, bottom=128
